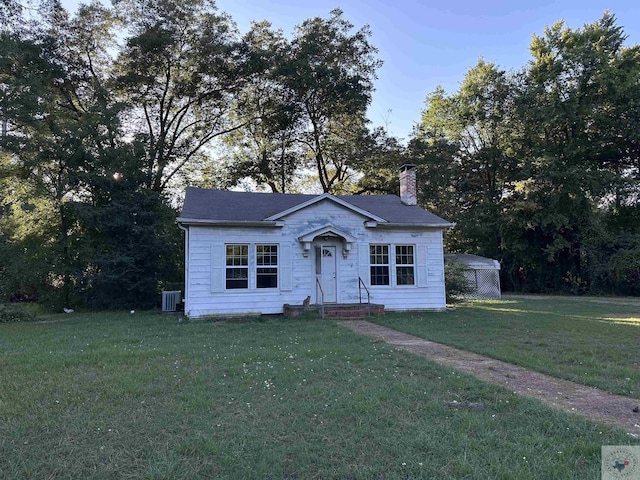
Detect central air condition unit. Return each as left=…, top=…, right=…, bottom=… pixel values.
left=162, top=290, right=182, bottom=312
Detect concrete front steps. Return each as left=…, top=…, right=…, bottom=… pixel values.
left=283, top=303, right=384, bottom=319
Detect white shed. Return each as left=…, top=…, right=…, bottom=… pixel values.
left=445, top=254, right=502, bottom=299
left=177, top=166, right=454, bottom=318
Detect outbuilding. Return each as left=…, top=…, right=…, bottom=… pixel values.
left=444, top=253, right=502, bottom=299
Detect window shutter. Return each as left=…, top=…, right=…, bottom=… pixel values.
left=417, top=244, right=428, bottom=287
left=280, top=243, right=292, bottom=291
left=210, top=244, right=224, bottom=292
left=358, top=243, right=369, bottom=285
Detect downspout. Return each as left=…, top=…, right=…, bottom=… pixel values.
left=178, top=223, right=189, bottom=317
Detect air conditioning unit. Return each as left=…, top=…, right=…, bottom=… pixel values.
left=162, top=290, right=182, bottom=312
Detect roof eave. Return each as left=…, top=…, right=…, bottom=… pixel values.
left=176, top=218, right=285, bottom=227
left=365, top=221, right=455, bottom=229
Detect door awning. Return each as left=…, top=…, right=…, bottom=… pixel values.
left=297, top=224, right=357, bottom=257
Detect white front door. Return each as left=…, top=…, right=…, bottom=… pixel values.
left=316, top=245, right=337, bottom=303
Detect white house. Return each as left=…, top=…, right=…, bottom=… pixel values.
left=177, top=165, right=453, bottom=318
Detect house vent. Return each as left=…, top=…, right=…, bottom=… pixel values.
left=162, top=290, right=182, bottom=312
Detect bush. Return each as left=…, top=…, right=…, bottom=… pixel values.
left=445, top=261, right=474, bottom=303
left=0, top=303, right=37, bottom=323
left=586, top=233, right=640, bottom=296
left=609, top=246, right=640, bottom=296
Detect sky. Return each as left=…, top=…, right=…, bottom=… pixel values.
left=61, top=0, right=640, bottom=140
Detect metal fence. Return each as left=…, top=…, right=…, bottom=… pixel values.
left=462, top=269, right=501, bottom=299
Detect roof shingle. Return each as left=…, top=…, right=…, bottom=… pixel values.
left=178, top=187, right=452, bottom=227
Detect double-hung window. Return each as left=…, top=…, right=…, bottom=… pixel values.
left=395, top=245, right=415, bottom=285
left=226, top=244, right=248, bottom=289
left=256, top=245, right=278, bottom=288
left=224, top=244, right=278, bottom=290
left=369, top=244, right=416, bottom=286
left=370, top=244, right=390, bottom=285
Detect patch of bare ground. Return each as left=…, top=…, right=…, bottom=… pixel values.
left=341, top=320, right=640, bottom=437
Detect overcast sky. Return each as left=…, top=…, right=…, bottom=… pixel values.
left=61, top=0, right=640, bottom=140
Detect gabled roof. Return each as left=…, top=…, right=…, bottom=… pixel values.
left=264, top=193, right=387, bottom=223
left=445, top=254, right=500, bottom=270
left=177, top=187, right=453, bottom=228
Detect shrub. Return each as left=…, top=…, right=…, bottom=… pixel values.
left=609, top=246, right=640, bottom=296
left=0, top=303, right=37, bottom=323
left=445, top=261, right=473, bottom=303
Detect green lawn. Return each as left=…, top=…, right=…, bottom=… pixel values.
left=0, top=309, right=636, bottom=479
left=374, top=296, right=640, bottom=399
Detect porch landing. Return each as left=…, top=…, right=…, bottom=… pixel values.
left=283, top=303, right=384, bottom=319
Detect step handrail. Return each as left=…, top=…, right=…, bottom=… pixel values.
left=315, top=275, right=325, bottom=319
left=358, top=277, right=371, bottom=318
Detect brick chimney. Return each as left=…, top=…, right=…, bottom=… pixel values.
left=399, top=164, right=417, bottom=206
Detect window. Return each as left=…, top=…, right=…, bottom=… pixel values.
left=226, top=244, right=248, bottom=289
left=395, top=245, right=415, bottom=285
left=370, top=244, right=390, bottom=285
left=368, top=244, right=416, bottom=287
left=256, top=245, right=278, bottom=288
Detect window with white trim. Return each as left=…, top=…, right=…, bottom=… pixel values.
left=395, top=245, right=415, bottom=285
left=256, top=244, right=278, bottom=288
left=225, top=244, right=248, bottom=289
left=368, top=243, right=417, bottom=287
left=370, top=244, right=390, bottom=285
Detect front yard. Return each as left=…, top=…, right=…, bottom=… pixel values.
left=0, top=302, right=637, bottom=479
left=374, top=295, right=640, bottom=399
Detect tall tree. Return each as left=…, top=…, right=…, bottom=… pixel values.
left=411, top=60, right=519, bottom=258
left=114, top=0, right=259, bottom=192
left=280, top=9, right=382, bottom=193
left=225, top=10, right=383, bottom=194
left=0, top=2, right=182, bottom=307
left=508, top=12, right=640, bottom=291
left=0, top=2, right=121, bottom=305
left=224, top=21, right=300, bottom=193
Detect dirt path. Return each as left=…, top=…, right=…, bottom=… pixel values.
left=340, top=320, right=640, bottom=437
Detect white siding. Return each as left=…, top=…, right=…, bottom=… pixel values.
left=184, top=199, right=447, bottom=317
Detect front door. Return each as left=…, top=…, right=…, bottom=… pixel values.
left=316, top=245, right=337, bottom=303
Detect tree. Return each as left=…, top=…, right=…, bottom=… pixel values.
left=0, top=2, right=182, bottom=307
left=73, top=165, right=180, bottom=309
left=508, top=12, right=640, bottom=291
left=279, top=9, right=382, bottom=193
left=224, top=21, right=300, bottom=193
left=0, top=3, right=119, bottom=305
left=411, top=60, right=519, bottom=259
left=350, top=126, right=407, bottom=195
left=224, top=10, right=383, bottom=194
left=114, top=0, right=260, bottom=192
left=409, top=13, right=640, bottom=295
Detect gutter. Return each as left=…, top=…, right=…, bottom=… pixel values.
left=364, top=221, right=456, bottom=229
left=176, top=218, right=285, bottom=227
left=177, top=223, right=189, bottom=316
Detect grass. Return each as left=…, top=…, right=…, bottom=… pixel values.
left=374, top=296, right=640, bottom=399
left=0, top=309, right=637, bottom=479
